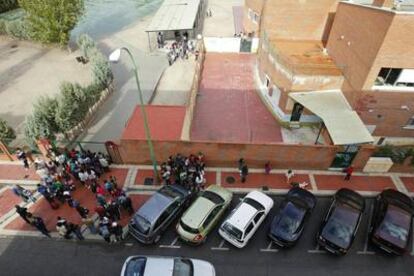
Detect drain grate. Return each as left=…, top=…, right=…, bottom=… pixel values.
left=226, top=176, right=236, bottom=184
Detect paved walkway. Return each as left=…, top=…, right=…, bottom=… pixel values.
left=0, top=161, right=413, bottom=241
left=191, top=53, right=283, bottom=143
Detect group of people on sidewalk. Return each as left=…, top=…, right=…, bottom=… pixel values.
left=12, top=147, right=134, bottom=243
left=161, top=152, right=206, bottom=192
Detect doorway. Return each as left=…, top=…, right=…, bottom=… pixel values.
left=290, top=103, right=304, bottom=122
left=330, top=145, right=360, bottom=169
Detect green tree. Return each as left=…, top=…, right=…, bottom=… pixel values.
left=18, top=0, right=84, bottom=45
left=0, top=118, right=16, bottom=144
left=24, top=96, right=59, bottom=142
left=77, top=33, right=96, bottom=58
left=92, top=51, right=113, bottom=90
left=0, top=0, right=19, bottom=13
left=55, top=82, right=87, bottom=132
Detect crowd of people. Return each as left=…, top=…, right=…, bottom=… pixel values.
left=13, top=147, right=134, bottom=243
left=156, top=31, right=199, bottom=66
left=160, top=152, right=206, bottom=192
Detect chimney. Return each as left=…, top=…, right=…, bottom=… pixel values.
left=372, top=0, right=394, bottom=8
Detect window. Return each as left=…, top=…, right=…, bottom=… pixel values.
left=248, top=8, right=259, bottom=24
left=173, top=258, right=193, bottom=276
left=202, top=191, right=224, bottom=205
left=202, top=205, right=222, bottom=229
left=245, top=222, right=254, bottom=236
left=404, top=117, right=414, bottom=129
left=253, top=211, right=264, bottom=224
left=375, top=68, right=414, bottom=89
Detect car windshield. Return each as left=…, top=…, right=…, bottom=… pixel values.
left=222, top=222, right=243, bottom=240
left=173, top=258, right=193, bottom=276
left=321, top=204, right=360, bottom=248
left=159, top=186, right=182, bottom=199
left=180, top=220, right=199, bottom=234
left=125, top=257, right=146, bottom=276
left=202, top=191, right=224, bottom=205
left=276, top=202, right=305, bottom=235
left=132, top=215, right=151, bottom=235
left=244, top=198, right=265, bottom=211
left=376, top=204, right=411, bottom=248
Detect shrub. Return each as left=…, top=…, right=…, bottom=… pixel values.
left=77, top=33, right=96, bottom=58
left=91, top=51, right=113, bottom=90
left=24, top=96, right=59, bottom=141
left=0, top=118, right=16, bottom=144
left=4, top=17, right=30, bottom=39
left=0, top=0, right=19, bottom=13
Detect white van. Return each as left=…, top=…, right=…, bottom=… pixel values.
left=218, top=191, right=273, bottom=248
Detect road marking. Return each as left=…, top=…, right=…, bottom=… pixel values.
left=357, top=203, right=376, bottom=255
left=211, top=239, right=229, bottom=251
left=309, top=174, right=318, bottom=192
left=124, top=243, right=133, bottom=246
left=260, top=241, right=279, bottom=253
left=159, top=236, right=181, bottom=249
left=216, top=170, right=221, bottom=186
left=390, top=175, right=409, bottom=194
left=308, top=244, right=326, bottom=254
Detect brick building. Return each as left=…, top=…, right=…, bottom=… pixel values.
left=246, top=0, right=414, bottom=148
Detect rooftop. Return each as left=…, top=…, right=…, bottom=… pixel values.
left=122, top=105, right=186, bottom=141
left=267, top=39, right=343, bottom=76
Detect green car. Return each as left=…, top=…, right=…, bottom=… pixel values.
left=176, top=185, right=233, bottom=244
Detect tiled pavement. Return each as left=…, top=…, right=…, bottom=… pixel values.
left=0, top=161, right=413, bottom=241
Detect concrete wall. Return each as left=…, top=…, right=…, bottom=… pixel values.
left=262, top=0, right=339, bottom=41
left=119, top=139, right=339, bottom=169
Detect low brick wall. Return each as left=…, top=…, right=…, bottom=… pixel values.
left=119, top=139, right=339, bottom=169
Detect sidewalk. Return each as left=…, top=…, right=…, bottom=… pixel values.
left=0, top=161, right=413, bottom=241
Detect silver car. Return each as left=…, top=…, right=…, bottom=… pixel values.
left=120, top=256, right=216, bottom=276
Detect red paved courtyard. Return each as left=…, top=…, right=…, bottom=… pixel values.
left=0, top=188, right=22, bottom=218
left=400, top=177, right=414, bottom=193
left=190, top=53, right=282, bottom=143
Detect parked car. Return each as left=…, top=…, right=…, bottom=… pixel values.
left=369, top=189, right=414, bottom=255
left=177, top=185, right=233, bottom=244
left=219, top=191, right=273, bottom=248
left=269, top=187, right=317, bottom=247
left=318, top=188, right=365, bottom=255
left=129, top=184, right=193, bottom=244
left=120, top=255, right=215, bottom=276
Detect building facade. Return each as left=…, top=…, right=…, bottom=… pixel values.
left=245, top=0, right=414, bottom=144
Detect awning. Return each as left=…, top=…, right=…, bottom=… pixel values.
left=146, top=0, right=201, bottom=32
left=289, top=90, right=374, bottom=145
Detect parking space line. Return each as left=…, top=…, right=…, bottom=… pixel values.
left=357, top=203, right=376, bottom=255
left=308, top=244, right=326, bottom=254
left=159, top=237, right=181, bottom=249
left=260, top=241, right=278, bottom=253
left=211, top=239, right=229, bottom=251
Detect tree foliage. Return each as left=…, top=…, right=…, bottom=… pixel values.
left=77, top=33, right=96, bottom=58
left=18, top=0, right=84, bottom=45
left=0, top=118, right=16, bottom=144
left=24, top=96, right=59, bottom=141
left=0, top=0, right=19, bottom=13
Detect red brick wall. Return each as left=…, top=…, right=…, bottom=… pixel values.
left=119, top=139, right=340, bottom=169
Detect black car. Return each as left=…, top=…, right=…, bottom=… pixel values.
left=318, top=188, right=365, bottom=255
left=269, top=187, right=317, bottom=247
left=369, top=189, right=414, bottom=255
left=129, top=184, right=193, bottom=244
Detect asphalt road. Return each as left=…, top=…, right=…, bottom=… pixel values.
left=0, top=195, right=413, bottom=276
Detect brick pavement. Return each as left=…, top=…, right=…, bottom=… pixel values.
left=400, top=177, right=414, bottom=193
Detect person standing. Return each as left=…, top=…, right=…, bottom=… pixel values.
left=264, top=162, right=271, bottom=175
left=75, top=204, right=89, bottom=219
left=31, top=216, right=51, bottom=238
left=241, top=164, right=249, bottom=183
left=68, top=223, right=84, bottom=241
left=82, top=215, right=97, bottom=234
left=110, top=222, right=123, bottom=242
left=285, top=169, right=294, bottom=184
left=16, top=148, right=30, bottom=178
left=15, top=205, right=32, bottom=224
left=344, top=166, right=354, bottom=181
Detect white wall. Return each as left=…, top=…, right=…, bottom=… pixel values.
left=204, top=37, right=241, bottom=53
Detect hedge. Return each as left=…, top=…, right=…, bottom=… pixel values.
left=0, top=0, right=19, bottom=13
left=0, top=118, right=16, bottom=144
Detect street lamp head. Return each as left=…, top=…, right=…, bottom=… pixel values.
left=109, top=48, right=122, bottom=63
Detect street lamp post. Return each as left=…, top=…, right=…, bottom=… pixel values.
left=109, top=47, right=158, bottom=183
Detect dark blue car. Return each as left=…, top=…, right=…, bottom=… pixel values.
left=269, top=187, right=317, bottom=247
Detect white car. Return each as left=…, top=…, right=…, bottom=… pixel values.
left=218, top=191, right=274, bottom=248
left=120, top=256, right=215, bottom=276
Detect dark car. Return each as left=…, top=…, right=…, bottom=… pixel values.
left=129, top=184, right=192, bottom=244
left=269, top=187, right=317, bottom=247
left=369, top=189, right=414, bottom=255
left=318, top=188, right=365, bottom=255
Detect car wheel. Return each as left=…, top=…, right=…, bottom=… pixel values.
left=154, top=235, right=161, bottom=244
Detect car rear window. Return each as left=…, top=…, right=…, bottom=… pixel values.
left=222, top=222, right=243, bottom=240
left=321, top=204, right=360, bottom=248
left=125, top=257, right=146, bottom=276
left=202, top=191, right=224, bottom=205
left=376, top=204, right=411, bottom=248
left=244, top=198, right=265, bottom=211
left=180, top=220, right=199, bottom=234
left=159, top=186, right=182, bottom=199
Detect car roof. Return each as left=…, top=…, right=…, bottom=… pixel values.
left=245, top=191, right=273, bottom=210
left=207, top=185, right=233, bottom=200
left=143, top=257, right=174, bottom=276
left=227, top=203, right=258, bottom=229
left=182, top=196, right=216, bottom=228
left=136, top=192, right=173, bottom=224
